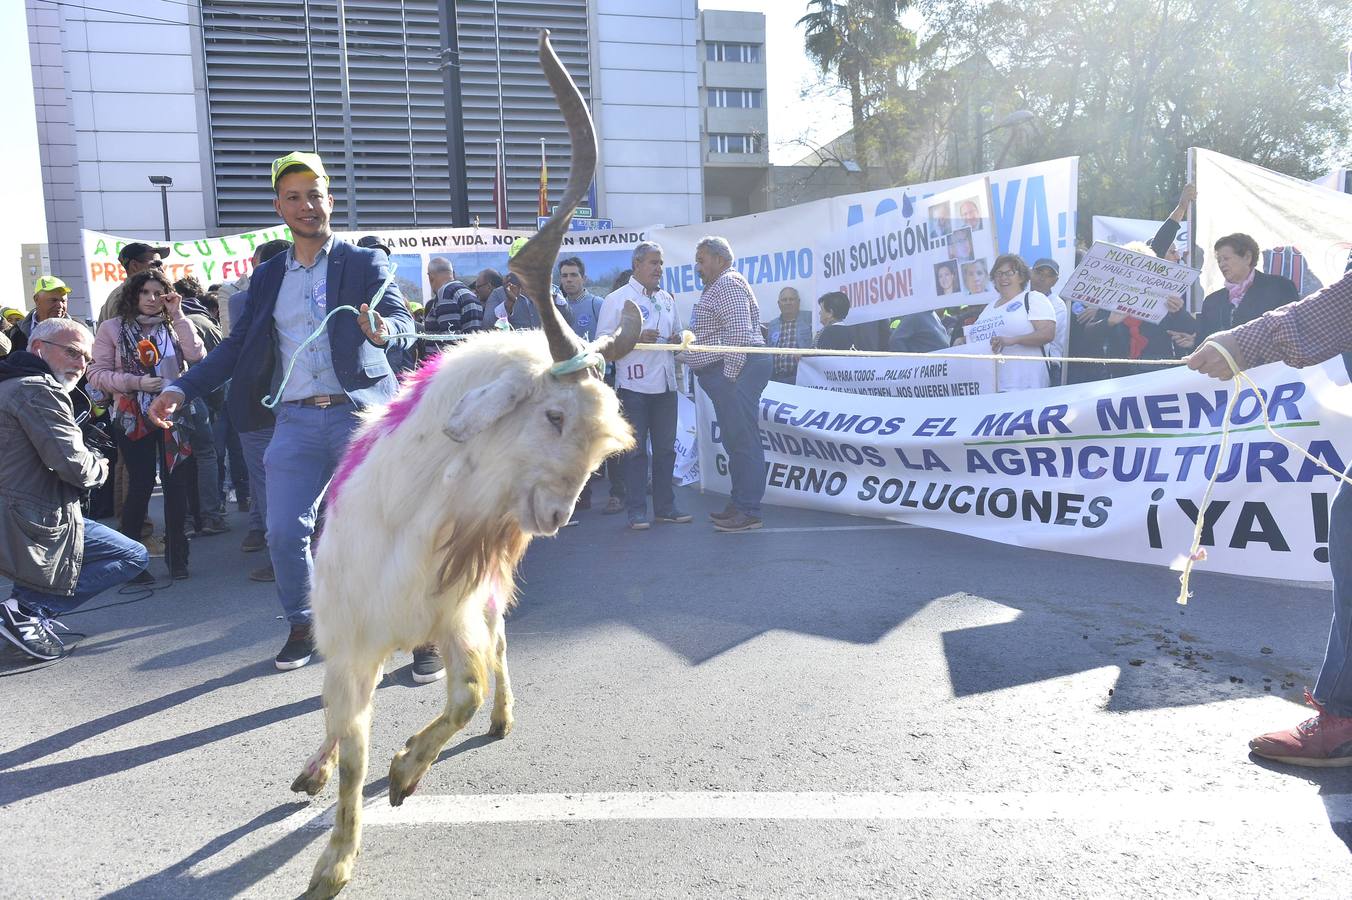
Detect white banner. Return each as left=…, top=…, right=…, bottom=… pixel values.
left=1063, top=241, right=1200, bottom=324
left=656, top=157, right=1079, bottom=323
left=674, top=391, right=700, bottom=486
left=1091, top=215, right=1189, bottom=252
left=81, top=225, right=652, bottom=316
left=795, top=341, right=997, bottom=398
left=1193, top=148, right=1352, bottom=296
left=813, top=178, right=998, bottom=326
left=698, top=359, right=1352, bottom=581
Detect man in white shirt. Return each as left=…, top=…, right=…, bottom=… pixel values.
left=597, top=241, right=690, bottom=530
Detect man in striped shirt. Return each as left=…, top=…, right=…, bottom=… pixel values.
left=1189, top=268, right=1352, bottom=767
left=680, top=236, right=770, bottom=532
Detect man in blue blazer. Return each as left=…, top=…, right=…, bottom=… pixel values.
left=149, top=152, right=415, bottom=672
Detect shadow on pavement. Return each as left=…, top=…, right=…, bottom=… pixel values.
left=101, top=800, right=319, bottom=899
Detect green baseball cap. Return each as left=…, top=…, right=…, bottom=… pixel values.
left=33, top=275, right=71, bottom=296
left=271, top=151, right=329, bottom=188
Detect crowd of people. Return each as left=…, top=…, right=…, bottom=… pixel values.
left=0, top=150, right=771, bottom=684
left=760, top=184, right=1309, bottom=393
left=5, top=157, right=1352, bottom=769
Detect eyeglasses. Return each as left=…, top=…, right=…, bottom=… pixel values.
left=47, top=341, right=93, bottom=365
left=991, top=269, right=1019, bottom=278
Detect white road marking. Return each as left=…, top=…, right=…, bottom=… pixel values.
left=277, top=789, right=1352, bottom=832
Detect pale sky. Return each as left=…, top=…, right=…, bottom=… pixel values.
left=1, top=1, right=849, bottom=301
left=2, top=0, right=47, bottom=305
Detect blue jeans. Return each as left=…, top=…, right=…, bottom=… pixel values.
left=240, top=426, right=274, bottom=534
left=618, top=388, right=678, bottom=517
left=696, top=354, right=771, bottom=517
left=12, top=520, right=149, bottom=616
left=187, top=398, right=224, bottom=521
left=264, top=403, right=362, bottom=626
left=1317, top=462, right=1352, bottom=715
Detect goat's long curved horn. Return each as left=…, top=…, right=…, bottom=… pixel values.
left=508, top=30, right=591, bottom=365
left=592, top=298, right=643, bottom=363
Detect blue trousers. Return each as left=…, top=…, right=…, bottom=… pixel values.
left=240, top=426, right=274, bottom=534
left=696, top=355, right=771, bottom=517
left=263, top=403, right=362, bottom=626
left=618, top=388, right=678, bottom=517
left=1318, top=463, right=1352, bottom=715
left=12, top=520, right=149, bottom=616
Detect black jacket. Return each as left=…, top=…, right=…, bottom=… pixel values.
left=1194, top=270, right=1299, bottom=343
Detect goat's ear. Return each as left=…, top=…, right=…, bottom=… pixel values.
left=444, top=371, right=532, bottom=442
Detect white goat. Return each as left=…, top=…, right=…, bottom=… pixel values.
left=290, top=32, right=641, bottom=898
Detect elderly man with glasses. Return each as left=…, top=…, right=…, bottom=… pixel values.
left=0, top=317, right=149, bottom=660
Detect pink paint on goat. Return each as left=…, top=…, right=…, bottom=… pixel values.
left=329, top=352, right=452, bottom=504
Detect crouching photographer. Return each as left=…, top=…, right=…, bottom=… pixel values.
left=0, top=318, right=148, bottom=661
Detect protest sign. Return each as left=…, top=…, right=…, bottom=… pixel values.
left=697, top=358, right=1351, bottom=582
left=81, top=225, right=651, bottom=316
left=82, top=227, right=292, bottom=315
left=812, top=178, right=998, bottom=327
left=796, top=342, right=997, bottom=399
left=1062, top=241, right=1199, bottom=324
left=1193, top=148, right=1352, bottom=297
left=654, top=156, right=1079, bottom=323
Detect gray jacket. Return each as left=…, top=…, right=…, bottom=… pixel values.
left=0, top=353, right=109, bottom=594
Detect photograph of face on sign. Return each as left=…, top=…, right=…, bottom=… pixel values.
left=957, top=197, right=983, bottom=231
left=948, top=226, right=975, bottom=262
left=962, top=258, right=990, bottom=295
left=928, top=201, right=952, bottom=238
left=934, top=260, right=962, bottom=296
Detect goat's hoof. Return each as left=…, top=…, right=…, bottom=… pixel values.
left=487, top=716, right=513, bottom=739
left=305, top=851, right=353, bottom=899
left=388, top=750, right=424, bottom=806
left=291, top=767, right=332, bottom=796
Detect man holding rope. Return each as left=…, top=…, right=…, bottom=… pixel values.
left=1188, top=268, right=1352, bottom=766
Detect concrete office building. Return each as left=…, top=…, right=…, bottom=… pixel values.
left=19, top=244, right=52, bottom=306
left=695, top=9, right=767, bottom=221
left=25, top=0, right=702, bottom=315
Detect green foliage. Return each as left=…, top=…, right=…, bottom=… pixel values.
left=805, top=0, right=1352, bottom=227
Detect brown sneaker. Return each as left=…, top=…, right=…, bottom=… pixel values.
left=248, top=564, right=275, bottom=583
left=1250, top=691, right=1352, bottom=767
left=713, top=511, right=763, bottom=533
left=240, top=529, right=267, bottom=553
left=708, top=503, right=739, bottom=523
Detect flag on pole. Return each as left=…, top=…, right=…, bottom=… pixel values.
left=492, top=139, right=508, bottom=229
left=538, top=138, right=549, bottom=218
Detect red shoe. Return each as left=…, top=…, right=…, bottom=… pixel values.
left=1249, top=690, right=1352, bottom=767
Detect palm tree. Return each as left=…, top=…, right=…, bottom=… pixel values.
left=797, top=0, right=911, bottom=169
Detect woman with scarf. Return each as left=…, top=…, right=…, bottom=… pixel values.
left=89, top=269, right=205, bottom=579
left=1192, top=233, right=1299, bottom=344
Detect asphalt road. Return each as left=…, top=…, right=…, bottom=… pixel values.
left=4, top=488, right=1352, bottom=899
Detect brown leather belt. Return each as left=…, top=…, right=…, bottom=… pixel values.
left=292, top=393, right=350, bottom=409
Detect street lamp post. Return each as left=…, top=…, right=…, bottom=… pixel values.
left=148, top=175, right=173, bottom=241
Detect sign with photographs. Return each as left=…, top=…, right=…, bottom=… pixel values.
left=1063, top=241, right=1200, bottom=324
left=813, top=177, right=999, bottom=330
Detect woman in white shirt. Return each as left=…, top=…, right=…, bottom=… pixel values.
left=971, top=254, right=1057, bottom=391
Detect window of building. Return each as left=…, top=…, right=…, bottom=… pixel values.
left=705, top=42, right=761, bottom=63
left=708, top=88, right=762, bottom=108
left=708, top=133, right=762, bottom=154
